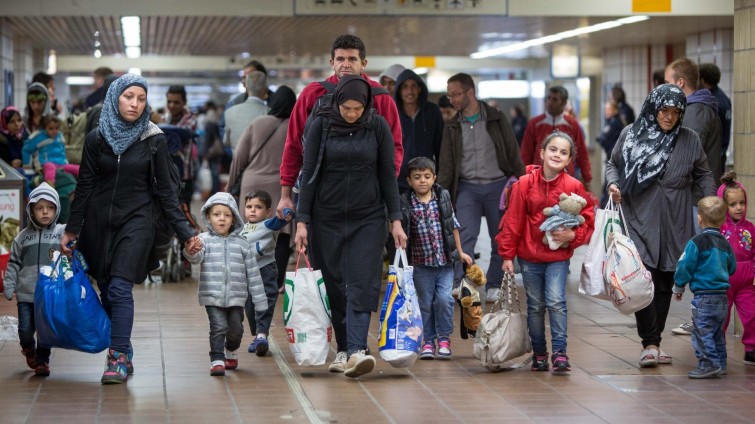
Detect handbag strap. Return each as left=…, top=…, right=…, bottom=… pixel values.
left=393, top=248, right=408, bottom=269
left=294, top=251, right=313, bottom=274
left=495, top=271, right=522, bottom=314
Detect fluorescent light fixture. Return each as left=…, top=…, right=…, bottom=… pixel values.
left=413, top=67, right=429, bottom=75
left=530, top=81, right=546, bottom=99
left=46, top=50, right=56, bottom=75
left=125, top=47, right=141, bottom=58
left=121, top=16, right=141, bottom=47
left=66, top=76, right=95, bottom=85
left=471, top=15, right=649, bottom=59
left=478, top=80, right=530, bottom=99
left=128, top=67, right=142, bottom=75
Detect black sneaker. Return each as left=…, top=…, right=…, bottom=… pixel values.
left=551, top=351, right=571, bottom=374
left=531, top=353, right=549, bottom=371
left=745, top=350, right=755, bottom=366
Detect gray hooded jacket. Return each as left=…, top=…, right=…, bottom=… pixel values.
left=4, top=183, right=66, bottom=302
left=183, top=192, right=267, bottom=310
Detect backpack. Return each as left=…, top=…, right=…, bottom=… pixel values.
left=148, top=137, right=184, bottom=247
left=61, top=113, right=88, bottom=164
left=297, top=80, right=389, bottom=188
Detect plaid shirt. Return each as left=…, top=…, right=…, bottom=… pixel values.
left=408, top=191, right=459, bottom=267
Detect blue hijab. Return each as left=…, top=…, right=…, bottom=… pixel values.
left=99, top=74, right=151, bottom=155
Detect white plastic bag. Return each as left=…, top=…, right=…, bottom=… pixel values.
left=198, top=160, right=213, bottom=193
left=603, top=223, right=654, bottom=315
left=282, top=253, right=332, bottom=366
left=0, top=316, right=19, bottom=341
left=579, top=199, right=623, bottom=300
left=377, top=249, right=422, bottom=368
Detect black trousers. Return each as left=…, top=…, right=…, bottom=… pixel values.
left=634, top=266, right=675, bottom=348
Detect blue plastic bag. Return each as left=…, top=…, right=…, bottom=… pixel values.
left=377, top=249, right=422, bottom=368
left=34, top=251, right=110, bottom=353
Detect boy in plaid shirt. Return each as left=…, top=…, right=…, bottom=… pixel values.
left=399, top=157, right=473, bottom=360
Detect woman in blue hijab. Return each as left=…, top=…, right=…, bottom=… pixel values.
left=62, top=74, right=196, bottom=384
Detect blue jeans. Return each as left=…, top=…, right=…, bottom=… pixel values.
left=413, top=265, right=454, bottom=343
left=454, top=179, right=505, bottom=289
left=245, top=262, right=278, bottom=335
left=691, top=293, right=728, bottom=369
left=99, top=276, right=134, bottom=353
left=519, top=259, right=570, bottom=354
left=206, top=306, right=245, bottom=361
left=17, top=302, right=51, bottom=363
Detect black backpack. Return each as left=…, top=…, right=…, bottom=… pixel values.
left=297, top=80, right=389, bottom=188
left=148, top=137, right=184, bottom=247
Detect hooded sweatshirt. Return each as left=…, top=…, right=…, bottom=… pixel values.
left=4, top=183, right=66, bottom=302
left=379, top=64, right=406, bottom=85
left=393, top=69, right=444, bottom=192
left=719, top=183, right=755, bottom=287
left=183, top=192, right=267, bottom=311
left=25, top=82, right=52, bottom=132
left=685, top=89, right=722, bottom=199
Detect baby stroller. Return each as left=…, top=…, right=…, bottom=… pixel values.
left=152, top=125, right=201, bottom=283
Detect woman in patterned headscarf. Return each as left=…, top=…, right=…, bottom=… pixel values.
left=605, top=83, right=715, bottom=369
left=61, top=74, right=196, bottom=384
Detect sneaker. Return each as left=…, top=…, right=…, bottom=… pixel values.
left=249, top=336, right=269, bottom=357
left=486, top=288, right=501, bottom=303
left=718, top=367, right=727, bottom=376
left=344, top=350, right=376, bottom=378
left=34, top=362, right=50, bottom=377
left=22, top=347, right=36, bottom=369
left=657, top=349, right=672, bottom=365
left=688, top=365, right=721, bottom=379
left=329, top=351, right=348, bottom=373
left=101, top=349, right=129, bottom=384
left=531, top=353, right=550, bottom=371
left=436, top=337, right=452, bottom=359
left=126, top=347, right=134, bottom=375
left=672, top=320, right=694, bottom=336
left=551, top=352, right=571, bottom=374
left=420, top=342, right=435, bottom=360
left=744, top=350, right=755, bottom=365
left=225, top=349, right=239, bottom=370
left=210, top=360, right=225, bottom=376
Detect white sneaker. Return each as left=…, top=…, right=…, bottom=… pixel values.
left=486, top=288, right=501, bottom=303
left=329, top=351, right=348, bottom=373
left=344, top=350, right=376, bottom=378
left=672, top=320, right=694, bottom=336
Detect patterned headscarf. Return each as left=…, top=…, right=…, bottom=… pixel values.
left=0, top=106, right=25, bottom=139
left=620, top=83, right=687, bottom=196
left=98, top=74, right=151, bottom=155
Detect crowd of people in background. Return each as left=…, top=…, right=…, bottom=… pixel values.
left=2, top=32, right=747, bottom=384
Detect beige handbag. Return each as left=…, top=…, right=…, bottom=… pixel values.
left=472, top=272, right=532, bottom=371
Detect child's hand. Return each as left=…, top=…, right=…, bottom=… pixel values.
left=550, top=227, right=575, bottom=245
left=460, top=252, right=473, bottom=266
left=502, top=259, right=515, bottom=274
left=185, top=236, right=202, bottom=255
left=282, top=208, right=295, bottom=222
left=674, top=292, right=683, bottom=301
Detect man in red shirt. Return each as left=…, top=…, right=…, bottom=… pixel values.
left=276, top=35, right=403, bottom=217
left=519, top=86, right=592, bottom=186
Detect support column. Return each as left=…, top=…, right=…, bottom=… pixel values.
left=0, top=18, right=14, bottom=108
left=733, top=0, right=755, bottom=220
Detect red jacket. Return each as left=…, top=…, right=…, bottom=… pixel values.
left=519, top=113, right=592, bottom=184
left=279, top=73, right=403, bottom=186
left=497, top=165, right=594, bottom=263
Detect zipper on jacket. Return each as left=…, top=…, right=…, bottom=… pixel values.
left=104, top=154, right=122, bottom=269
left=223, top=237, right=230, bottom=305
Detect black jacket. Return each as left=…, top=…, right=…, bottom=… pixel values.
left=400, top=183, right=459, bottom=265
left=66, top=124, right=193, bottom=283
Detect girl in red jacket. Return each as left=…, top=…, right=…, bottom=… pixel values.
left=496, top=131, right=594, bottom=374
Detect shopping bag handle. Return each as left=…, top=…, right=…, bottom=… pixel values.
left=294, top=251, right=313, bottom=273
left=393, top=248, right=409, bottom=269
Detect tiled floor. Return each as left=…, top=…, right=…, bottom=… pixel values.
left=2, top=246, right=754, bottom=423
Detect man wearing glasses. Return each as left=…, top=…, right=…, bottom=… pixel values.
left=438, top=72, right=525, bottom=300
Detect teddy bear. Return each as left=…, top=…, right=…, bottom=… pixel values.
left=452, top=263, right=486, bottom=339
left=539, top=192, right=587, bottom=250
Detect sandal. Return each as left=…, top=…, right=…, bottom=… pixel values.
left=658, top=349, right=672, bottom=364
left=639, top=346, right=659, bottom=368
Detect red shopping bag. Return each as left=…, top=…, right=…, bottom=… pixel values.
left=0, top=253, right=9, bottom=293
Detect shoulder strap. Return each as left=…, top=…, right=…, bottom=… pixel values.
left=307, top=120, right=329, bottom=185
left=149, top=137, right=158, bottom=193
left=371, top=86, right=389, bottom=96
left=319, top=80, right=336, bottom=93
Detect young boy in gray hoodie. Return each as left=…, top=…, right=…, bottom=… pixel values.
left=4, top=182, right=66, bottom=377
left=183, top=192, right=267, bottom=376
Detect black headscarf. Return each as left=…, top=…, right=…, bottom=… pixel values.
left=620, top=83, right=687, bottom=197
left=318, top=75, right=373, bottom=136
left=267, top=85, right=296, bottom=119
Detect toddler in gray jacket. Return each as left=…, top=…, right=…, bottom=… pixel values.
left=183, top=192, right=267, bottom=377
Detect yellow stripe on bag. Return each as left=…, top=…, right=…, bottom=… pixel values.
left=378, top=274, right=400, bottom=348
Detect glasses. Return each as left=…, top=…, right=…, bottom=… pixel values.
left=658, top=108, right=681, bottom=119
left=446, top=89, right=468, bottom=100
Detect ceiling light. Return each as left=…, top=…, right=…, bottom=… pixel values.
left=128, top=67, right=142, bottom=75
left=66, top=76, right=95, bottom=85
left=471, top=15, right=649, bottom=59
left=121, top=16, right=141, bottom=47
left=94, top=49, right=102, bottom=58
left=125, top=47, right=141, bottom=58
left=46, top=49, right=56, bottom=75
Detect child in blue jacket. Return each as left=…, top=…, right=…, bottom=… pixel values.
left=22, top=114, right=79, bottom=185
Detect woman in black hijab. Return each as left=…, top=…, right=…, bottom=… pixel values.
left=605, top=83, right=715, bottom=368
left=295, top=75, right=407, bottom=378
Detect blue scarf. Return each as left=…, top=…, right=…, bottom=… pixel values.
left=99, top=74, right=151, bottom=155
